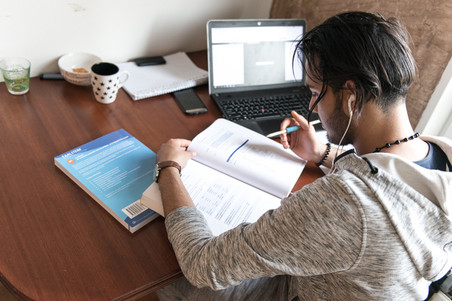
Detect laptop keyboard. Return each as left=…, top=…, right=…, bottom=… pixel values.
left=222, top=93, right=311, bottom=121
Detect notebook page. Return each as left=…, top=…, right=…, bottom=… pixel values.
left=118, top=52, right=208, bottom=100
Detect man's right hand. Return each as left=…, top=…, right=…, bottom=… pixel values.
left=280, top=111, right=328, bottom=164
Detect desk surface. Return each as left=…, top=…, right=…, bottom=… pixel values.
left=0, top=51, right=324, bottom=301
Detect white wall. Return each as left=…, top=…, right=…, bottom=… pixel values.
left=416, top=57, right=452, bottom=139
left=0, top=0, right=272, bottom=78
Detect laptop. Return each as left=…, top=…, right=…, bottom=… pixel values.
left=207, top=19, right=318, bottom=135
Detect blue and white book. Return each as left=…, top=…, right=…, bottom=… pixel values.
left=55, top=129, right=158, bottom=233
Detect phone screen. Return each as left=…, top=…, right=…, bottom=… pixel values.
left=173, top=89, right=208, bottom=115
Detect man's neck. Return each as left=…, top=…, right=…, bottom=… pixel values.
left=352, top=102, right=428, bottom=161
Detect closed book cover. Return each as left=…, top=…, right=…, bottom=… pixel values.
left=55, top=129, right=158, bottom=233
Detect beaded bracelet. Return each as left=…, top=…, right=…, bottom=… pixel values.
left=315, top=143, right=331, bottom=167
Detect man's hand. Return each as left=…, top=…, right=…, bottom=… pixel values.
left=157, top=138, right=196, bottom=168
left=280, top=111, right=327, bottom=164
left=157, top=138, right=197, bottom=216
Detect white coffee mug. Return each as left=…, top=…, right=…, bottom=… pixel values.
left=90, top=62, right=129, bottom=104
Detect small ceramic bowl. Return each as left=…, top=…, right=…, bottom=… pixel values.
left=58, top=52, right=101, bottom=86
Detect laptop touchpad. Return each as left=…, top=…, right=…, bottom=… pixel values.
left=257, top=118, right=285, bottom=136
left=236, top=120, right=266, bottom=135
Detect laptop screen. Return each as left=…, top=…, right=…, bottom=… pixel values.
left=207, top=19, right=306, bottom=95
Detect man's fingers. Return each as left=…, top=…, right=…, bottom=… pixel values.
left=291, top=111, right=310, bottom=130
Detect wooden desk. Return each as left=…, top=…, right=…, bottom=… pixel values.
left=0, top=51, right=324, bottom=300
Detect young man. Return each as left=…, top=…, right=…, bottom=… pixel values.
left=156, top=12, right=452, bottom=300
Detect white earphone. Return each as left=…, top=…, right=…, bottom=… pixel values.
left=348, top=94, right=355, bottom=117
left=330, top=94, right=355, bottom=174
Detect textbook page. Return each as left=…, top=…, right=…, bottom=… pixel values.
left=141, top=160, right=281, bottom=236
left=188, top=119, right=306, bottom=198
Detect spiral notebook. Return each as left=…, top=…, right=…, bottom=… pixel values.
left=118, top=52, right=208, bottom=100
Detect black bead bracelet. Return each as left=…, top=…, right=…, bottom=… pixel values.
left=316, top=143, right=331, bottom=167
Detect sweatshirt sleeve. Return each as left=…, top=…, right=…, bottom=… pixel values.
left=165, top=176, right=364, bottom=290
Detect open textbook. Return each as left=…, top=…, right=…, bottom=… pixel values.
left=140, top=118, right=306, bottom=235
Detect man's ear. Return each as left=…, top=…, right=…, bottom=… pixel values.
left=342, top=80, right=356, bottom=117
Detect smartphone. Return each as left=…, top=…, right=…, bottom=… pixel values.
left=132, top=56, right=166, bottom=66
left=173, top=88, right=208, bottom=115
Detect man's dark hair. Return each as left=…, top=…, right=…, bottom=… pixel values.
left=297, top=11, right=417, bottom=114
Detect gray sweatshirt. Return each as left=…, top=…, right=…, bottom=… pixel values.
left=165, top=136, right=452, bottom=300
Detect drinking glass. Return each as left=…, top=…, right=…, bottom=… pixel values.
left=0, top=57, right=31, bottom=95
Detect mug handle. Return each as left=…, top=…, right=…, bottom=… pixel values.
left=118, top=71, right=130, bottom=88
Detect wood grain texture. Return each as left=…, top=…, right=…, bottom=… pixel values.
left=0, top=52, right=213, bottom=301
left=0, top=51, right=322, bottom=300
left=270, top=0, right=452, bottom=127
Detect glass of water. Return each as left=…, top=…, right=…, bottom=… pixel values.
left=0, top=58, right=31, bottom=95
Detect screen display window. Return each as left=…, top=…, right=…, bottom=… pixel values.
left=210, top=26, right=304, bottom=89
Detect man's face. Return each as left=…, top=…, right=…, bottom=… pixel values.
left=306, top=66, right=353, bottom=145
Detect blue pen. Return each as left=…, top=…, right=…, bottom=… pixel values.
left=266, top=120, right=321, bottom=138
